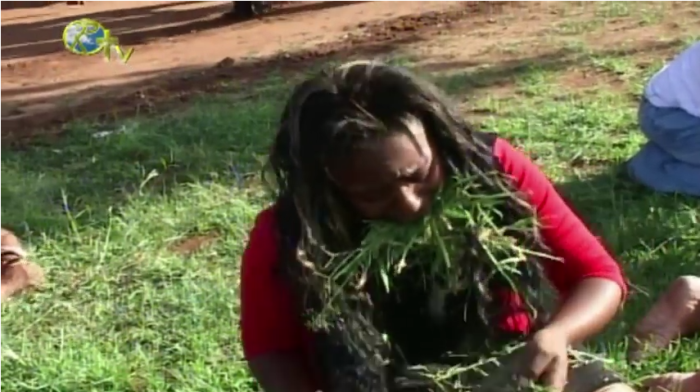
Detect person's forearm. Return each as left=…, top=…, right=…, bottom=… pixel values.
left=546, top=278, right=623, bottom=344
left=248, top=352, right=316, bottom=392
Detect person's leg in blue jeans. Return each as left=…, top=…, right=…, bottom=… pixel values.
left=627, top=99, right=700, bottom=196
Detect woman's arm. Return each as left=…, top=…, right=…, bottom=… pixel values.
left=494, top=139, right=627, bottom=343
left=546, top=278, right=622, bottom=344
left=241, top=208, right=317, bottom=391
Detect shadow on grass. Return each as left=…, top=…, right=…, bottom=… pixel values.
left=556, top=167, right=699, bottom=350
left=428, top=39, right=686, bottom=98
left=1, top=81, right=287, bottom=237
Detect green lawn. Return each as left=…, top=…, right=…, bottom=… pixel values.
left=2, top=11, right=699, bottom=392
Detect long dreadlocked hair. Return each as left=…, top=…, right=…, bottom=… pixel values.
left=266, top=61, right=552, bottom=391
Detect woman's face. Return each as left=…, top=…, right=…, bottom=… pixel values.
left=328, top=122, right=444, bottom=223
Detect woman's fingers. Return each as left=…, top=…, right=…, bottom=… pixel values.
left=540, top=357, right=568, bottom=392
left=1, top=263, right=30, bottom=301
left=0, top=228, right=44, bottom=302
left=520, top=349, right=552, bottom=382
left=1, top=262, right=44, bottom=302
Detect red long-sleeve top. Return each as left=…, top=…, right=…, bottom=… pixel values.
left=239, top=138, right=627, bottom=379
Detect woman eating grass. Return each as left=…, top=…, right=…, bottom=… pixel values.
left=239, top=61, right=635, bottom=392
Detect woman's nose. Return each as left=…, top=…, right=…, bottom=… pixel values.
left=394, top=185, right=426, bottom=219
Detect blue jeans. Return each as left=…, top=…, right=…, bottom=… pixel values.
left=627, top=98, right=700, bottom=196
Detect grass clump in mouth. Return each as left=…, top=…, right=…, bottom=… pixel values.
left=317, top=171, right=550, bottom=319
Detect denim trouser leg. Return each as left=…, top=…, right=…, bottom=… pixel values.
left=627, top=99, right=700, bottom=196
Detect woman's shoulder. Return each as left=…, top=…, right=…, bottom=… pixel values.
left=486, top=135, right=549, bottom=194
left=249, top=204, right=279, bottom=242
left=252, top=204, right=279, bottom=229
left=492, top=137, right=520, bottom=162
left=472, top=131, right=522, bottom=166
left=475, top=133, right=530, bottom=176
left=244, top=204, right=281, bottom=256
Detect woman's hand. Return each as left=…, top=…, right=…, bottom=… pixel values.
left=519, top=326, right=570, bottom=392
left=1, top=261, right=44, bottom=302
left=513, top=279, right=623, bottom=392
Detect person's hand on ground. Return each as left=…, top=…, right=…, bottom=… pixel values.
left=1, top=261, right=44, bottom=301
left=629, top=276, right=700, bottom=363
left=1, top=228, right=44, bottom=301
left=519, top=325, right=570, bottom=392
left=643, top=371, right=700, bottom=392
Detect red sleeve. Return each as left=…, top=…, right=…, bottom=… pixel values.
left=240, top=206, right=305, bottom=359
left=493, top=138, right=628, bottom=300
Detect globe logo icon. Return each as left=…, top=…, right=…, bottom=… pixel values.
left=62, top=18, right=107, bottom=56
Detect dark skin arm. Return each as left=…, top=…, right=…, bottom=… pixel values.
left=490, top=138, right=626, bottom=341
left=520, top=278, right=624, bottom=391
left=491, top=139, right=627, bottom=390
left=547, top=277, right=623, bottom=344
left=248, top=352, right=317, bottom=392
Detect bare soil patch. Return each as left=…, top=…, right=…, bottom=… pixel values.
left=2, top=1, right=697, bottom=145
left=2, top=1, right=510, bottom=144
left=400, top=2, right=697, bottom=101
left=169, top=232, right=220, bottom=256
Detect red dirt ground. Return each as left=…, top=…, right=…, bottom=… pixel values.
left=1, top=1, right=512, bottom=145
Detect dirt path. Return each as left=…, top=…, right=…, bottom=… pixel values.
left=1, top=0, right=495, bottom=143
left=5, top=2, right=689, bottom=145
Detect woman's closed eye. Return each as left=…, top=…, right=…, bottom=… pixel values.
left=354, top=163, right=432, bottom=203
left=401, top=164, right=430, bottom=183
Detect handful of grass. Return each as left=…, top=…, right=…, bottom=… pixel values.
left=312, top=171, right=553, bottom=325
